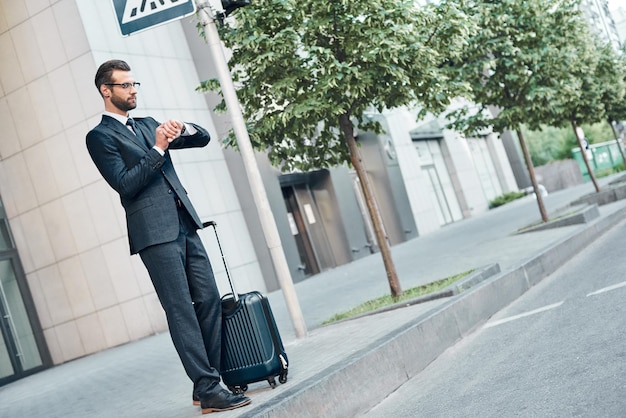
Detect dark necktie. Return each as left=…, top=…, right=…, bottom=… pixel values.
left=126, top=118, right=151, bottom=148
left=125, top=117, right=137, bottom=133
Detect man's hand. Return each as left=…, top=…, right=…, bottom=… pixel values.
left=155, top=120, right=184, bottom=151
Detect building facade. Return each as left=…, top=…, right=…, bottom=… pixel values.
left=0, top=0, right=517, bottom=386
left=580, top=0, right=622, bottom=49
left=0, top=0, right=266, bottom=385
left=609, top=2, right=626, bottom=45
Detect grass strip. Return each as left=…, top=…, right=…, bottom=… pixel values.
left=322, top=269, right=474, bottom=325
left=516, top=210, right=579, bottom=232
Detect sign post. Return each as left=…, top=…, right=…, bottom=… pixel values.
left=111, top=0, right=197, bottom=36
left=196, top=3, right=307, bottom=339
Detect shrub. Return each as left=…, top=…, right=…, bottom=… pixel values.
left=595, top=162, right=625, bottom=179
left=489, top=191, right=526, bottom=208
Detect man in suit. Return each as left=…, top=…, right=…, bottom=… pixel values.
left=86, top=59, right=251, bottom=414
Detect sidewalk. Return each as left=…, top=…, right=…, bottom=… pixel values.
left=1, top=177, right=625, bottom=418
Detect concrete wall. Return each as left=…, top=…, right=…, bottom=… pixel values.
left=534, top=160, right=584, bottom=192
left=441, top=130, right=489, bottom=217
left=501, top=129, right=531, bottom=189
left=357, top=132, right=407, bottom=245
left=329, top=166, right=372, bottom=259
left=486, top=133, right=518, bottom=194
left=381, top=109, right=441, bottom=236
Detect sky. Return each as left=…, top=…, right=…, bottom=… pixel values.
left=608, top=0, right=625, bottom=11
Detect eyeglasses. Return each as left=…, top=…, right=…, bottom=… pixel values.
left=105, top=82, right=141, bottom=89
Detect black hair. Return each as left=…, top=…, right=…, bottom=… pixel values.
left=94, top=59, right=132, bottom=97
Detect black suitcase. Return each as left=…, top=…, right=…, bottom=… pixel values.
left=204, top=221, right=289, bottom=394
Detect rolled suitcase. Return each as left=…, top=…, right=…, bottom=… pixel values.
left=204, top=221, right=289, bottom=394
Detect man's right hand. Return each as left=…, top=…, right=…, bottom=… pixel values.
left=155, top=120, right=183, bottom=151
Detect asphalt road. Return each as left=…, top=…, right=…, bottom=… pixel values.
left=364, top=215, right=626, bottom=417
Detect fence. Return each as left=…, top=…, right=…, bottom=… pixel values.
left=572, top=139, right=625, bottom=181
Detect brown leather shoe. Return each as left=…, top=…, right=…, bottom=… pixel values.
left=200, top=389, right=251, bottom=414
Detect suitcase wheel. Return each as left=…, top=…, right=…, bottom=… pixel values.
left=279, top=371, right=288, bottom=384
left=268, top=376, right=277, bottom=389
left=228, top=385, right=248, bottom=395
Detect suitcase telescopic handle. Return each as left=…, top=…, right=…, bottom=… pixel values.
left=203, top=221, right=238, bottom=303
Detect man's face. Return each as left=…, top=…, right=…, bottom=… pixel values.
left=104, top=70, right=138, bottom=114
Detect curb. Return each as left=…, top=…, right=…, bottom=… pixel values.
left=570, top=181, right=626, bottom=207
left=242, top=203, right=626, bottom=418
left=518, top=204, right=600, bottom=233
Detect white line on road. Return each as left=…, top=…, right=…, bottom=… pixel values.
left=483, top=301, right=564, bottom=329
left=586, top=281, right=626, bottom=297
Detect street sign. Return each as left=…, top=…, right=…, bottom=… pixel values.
left=111, top=0, right=197, bottom=36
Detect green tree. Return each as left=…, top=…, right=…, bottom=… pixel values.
left=597, top=42, right=626, bottom=166
left=198, top=0, right=475, bottom=298
left=524, top=122, right=613, bottom=166
left=445, top=0, right=590, bottom=222
left=523, top=125, right=570, bottom=166
left=542, top=28, right=613, bottom=192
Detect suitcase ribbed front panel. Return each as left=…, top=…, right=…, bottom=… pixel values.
left=222, top=297, right=272, bottom=371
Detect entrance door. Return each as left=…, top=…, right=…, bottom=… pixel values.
left=0, top=311, right=16, bottom=380
left=467, top=137, right=503, bottom=201
left=283, top=186, right=320, bottom=277
left=424, top=165, right=456, bottom=225
left=0, top=256, right=45, bottom=381
left=0, top=201, right=48, bottom=386
left=282, top=177, right=341, bottom=279
left=415, top=139, right=463, bottom=226
left=292, top=184, right=335, bottom=272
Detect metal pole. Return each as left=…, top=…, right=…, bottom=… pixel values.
left=196, top=2, right=307, bottom=339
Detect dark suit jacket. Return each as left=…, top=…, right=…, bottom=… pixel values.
left=86, top=115, right=210, bottom=254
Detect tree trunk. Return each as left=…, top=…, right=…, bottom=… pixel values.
left=608, top=119, right=626, bottom=168
left=571, top=120, right=601, bottom=193
left=515, top=127, right=549, bottom=223
left=339, top=114, right=402, bottom=298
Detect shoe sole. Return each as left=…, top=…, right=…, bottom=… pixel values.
left=201, top=398, right=251, bottom=414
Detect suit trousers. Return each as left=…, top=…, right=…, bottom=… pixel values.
left=139, top=207, right=222, bottom=396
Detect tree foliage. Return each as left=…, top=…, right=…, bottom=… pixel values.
left=542, top=31, right=608, bottom=130
left=537, top=21, right=616, bottom=192
left=597, top=42, right=626, bottom=127
left=441, top=0, right=593, bottom=221
left=197, top=0, right=477, bottom=298
left=197, top=0, right=475, bottom=172
left=444, top=0, right=587, bottom=135
left=524, top=122, right=613, bottom=166
left=470, top=3, right=626, bottom=165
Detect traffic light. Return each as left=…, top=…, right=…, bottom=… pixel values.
left=221, top=0, right=250, bottom=16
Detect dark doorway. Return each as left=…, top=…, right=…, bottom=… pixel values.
left=280, top=171, right=350, bottom=279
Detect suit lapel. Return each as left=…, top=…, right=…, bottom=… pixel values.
left=134, top=120, right=154, bottom=148
left=102, top=115, right=149, bottom=150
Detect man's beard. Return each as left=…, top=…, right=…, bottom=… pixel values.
left=111, top=95, right=137, bottom=112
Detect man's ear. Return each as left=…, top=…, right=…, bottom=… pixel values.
left=99, top=84, right=110, bottom=98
